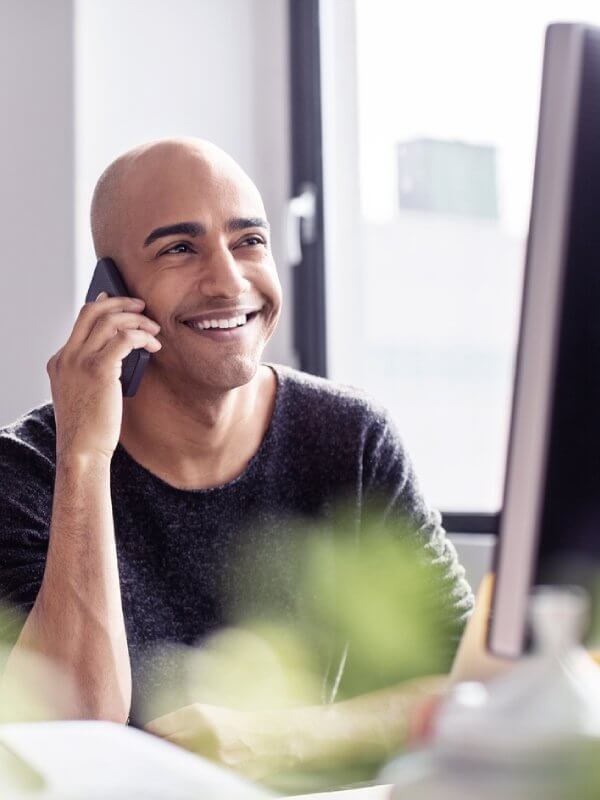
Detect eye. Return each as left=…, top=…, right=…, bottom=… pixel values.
left=162, top=242, right=194, bottom=255
left=239, top=235, right=266, bottom=247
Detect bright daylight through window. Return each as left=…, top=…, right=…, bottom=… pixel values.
left=321, top=0, right=600, bottom=513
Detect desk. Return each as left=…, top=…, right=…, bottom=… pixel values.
left=291, top=787, right=392, bottom=799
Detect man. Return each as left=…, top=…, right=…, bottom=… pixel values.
left=0, top=137, right=473, bottom=772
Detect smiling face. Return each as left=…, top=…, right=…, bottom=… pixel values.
left=91, top=139, right=282, bottom=394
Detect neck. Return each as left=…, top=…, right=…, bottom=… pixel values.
left=119, top=364, right=273, bottom=489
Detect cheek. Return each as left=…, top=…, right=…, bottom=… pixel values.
left=143, top=276, right=185, bottom=327
left=259, top=259, right=283, bottom=307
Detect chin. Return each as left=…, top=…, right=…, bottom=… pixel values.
left=188, top=354, right=260, bottom=392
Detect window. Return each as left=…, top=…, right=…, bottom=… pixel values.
left=291, top=0, right=600, bottom=524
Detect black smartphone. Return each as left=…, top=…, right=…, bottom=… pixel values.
left=85, top=258, right=151, bottom=397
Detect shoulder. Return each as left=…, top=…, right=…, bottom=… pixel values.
left=0, top=402, right=57, bottom=478
left=266, top=362, right=392, bottom=436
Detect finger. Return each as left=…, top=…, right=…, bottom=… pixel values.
left=46, top=344, right=65, bottom=376
left=101, top=329, right=162, bottom=364
left=67, top=295, right=147, bottom=348
left=85, top=311, right=160, bottom=352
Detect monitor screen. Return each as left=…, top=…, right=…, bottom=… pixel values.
left=487, top=22, right=600, bottom=658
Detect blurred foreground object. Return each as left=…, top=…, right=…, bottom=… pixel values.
left=449, top=573, right=515, bottom=685
left=146, top=675, right=447, bottom=793
left=144, top=504, right=467, bottom=792
left=144, top=503, right=466, bottom=714
left=0, top=721, right=270, bottom=799
left=287, top=785, right=392, bottom=799
left=0, top=607, right=77, bottom=722
left=401, top=572, right=514, bottom=748
left=380, top=585, right=600, bottom=799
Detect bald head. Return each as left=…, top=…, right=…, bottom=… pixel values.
left=88, top=136, right=282, bottom=396
left=90, top=137, right=264, bottom=259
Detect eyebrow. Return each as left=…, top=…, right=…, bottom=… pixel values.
left=143, top=217, right=270, bottom=248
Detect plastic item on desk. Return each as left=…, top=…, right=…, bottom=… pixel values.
left=378, top=584, right=600, bottom=800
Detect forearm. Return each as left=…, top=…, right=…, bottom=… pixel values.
left=2, top=452, right=131, bottom=722
left=165, top=675, right=449, bottom=781
left=285, top=674, right=448, bottom=767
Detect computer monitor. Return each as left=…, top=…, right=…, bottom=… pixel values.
left=487, top=22, right=600, bottom=659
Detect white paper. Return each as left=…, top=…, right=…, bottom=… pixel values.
left=0, top=720, right=272, bottom=799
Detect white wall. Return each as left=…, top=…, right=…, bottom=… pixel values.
left=0, top=0, right=76, bottom=425
left=0, top=0, right=296, bottom=427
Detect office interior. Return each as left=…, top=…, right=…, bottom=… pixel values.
left=1, top=1, right=600, bottom=798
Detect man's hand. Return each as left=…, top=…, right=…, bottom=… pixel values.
left=46, top=292, right=161, bottom=460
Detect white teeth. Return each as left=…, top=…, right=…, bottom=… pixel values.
left=189, top=312, right=251, bottom=331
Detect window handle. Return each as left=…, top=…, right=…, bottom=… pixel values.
left=286, top=182, right=317, bottom=265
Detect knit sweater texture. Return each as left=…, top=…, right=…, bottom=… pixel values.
left=0, top=362, right=474, bottom=723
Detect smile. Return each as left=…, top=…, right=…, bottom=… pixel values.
left=182, top=309, right=261, bottom=339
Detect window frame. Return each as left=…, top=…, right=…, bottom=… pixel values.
left=288, top=0, right=499, bottom=535
left=289, top=0, right=328, bottom=378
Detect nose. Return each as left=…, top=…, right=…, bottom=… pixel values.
left=199, top=246, right=252, bottom=299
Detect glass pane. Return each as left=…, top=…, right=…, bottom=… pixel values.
left=321, top=1, right=600, bottom=512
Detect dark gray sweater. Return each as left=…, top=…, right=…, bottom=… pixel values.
left=0, top=362, right=473, bottom=723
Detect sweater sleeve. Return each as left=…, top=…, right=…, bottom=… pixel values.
left=0, top=421, right=54, bottom=641
left=361, top=404, right=475, bottom=642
